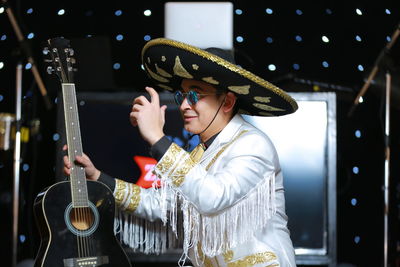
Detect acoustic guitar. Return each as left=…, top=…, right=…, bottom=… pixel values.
left=33, top=37, right=132, bottom=267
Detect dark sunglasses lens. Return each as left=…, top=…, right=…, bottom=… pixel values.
left=174, top=91, right=183, bottom=105
left=188, top=91, right=199, bottom=105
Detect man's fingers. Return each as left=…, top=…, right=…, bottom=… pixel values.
left=145, top=87, right=160, bottom=106
left=63, top=155, right=71, bottom=168
left=133, top=95, right=149, bottom=106
left=160, top=105, right=167, bottom=118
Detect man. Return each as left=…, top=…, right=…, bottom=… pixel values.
left=64, top=38, right=298, bottom=266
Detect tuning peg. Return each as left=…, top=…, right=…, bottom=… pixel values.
left=42, top=47, right=50, bottom=55
left=46, top=66, right=54, bottom=74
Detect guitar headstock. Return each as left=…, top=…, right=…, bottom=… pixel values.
left=43, top=37, right=76, bottom=83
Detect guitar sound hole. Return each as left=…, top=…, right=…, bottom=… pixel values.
left=69, top=207, right=94, bottom=231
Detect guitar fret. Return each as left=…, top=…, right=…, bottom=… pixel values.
left=63, top=83, right=89, bottom=207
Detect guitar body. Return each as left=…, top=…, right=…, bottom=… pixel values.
left=34, top=180, right=131, bottom=267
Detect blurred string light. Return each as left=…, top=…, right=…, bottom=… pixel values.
left=385, top=9, right=391, bottom=15
left=116, top=34, right=124, bottom=41
left=295, top=35, right=302, bottom=42
left=354, top=236, right=361, bottom=244
left=357, top=64, right=364, bottom=71
left=235, top=9, right=243, bottom=15
left=0, top=95, right=3, bottom=101
left=25, top=63, right=32, bottom=70
left=325, top=8, right=333, bottom=15
left=293, top=63, right=300, bottom=70
left=355, top=130, right=362, bottom=138
left=268, top=64, right=276, bottom=71
left=115, top=10, right=122, bottom=16
left=57, top=9, right=65, bottom=16
left=22, top=163, right=29, bottom=172
left=1, top=35, right=6, bottom=41
left=266, top=37, right=273, bottom=43
left=322, top=35, right=329, bottom=43
left=144, top=9, right=152, bottom=16
left=353, top=166, right=359, bottom=174
left=322, top=61, right=329, bottom=68
left=113, top=63, right=121, bottom=70
left=52, top=133, right=60, bottom=141
left=236, top=36, right=244, bottom=43
left=26, top=8, right=33, bottom=14
left=265, top=8, right=273, bottom=14
left=355, top=35, right=362, bottom=42
left=27, top=32, right=34, bottom=39
left=295, top=9, right=303, bottom=15
left=356, top=8, right=363, bottom=15
left=0, top=7, right=4, bottom=14
left=386, top=36, right=391, bottom=42
left=144, top=35, right=151, bottom=41
left=351, top=198, right=357, bottom=206
left=0, top=62, right=4, bottom=69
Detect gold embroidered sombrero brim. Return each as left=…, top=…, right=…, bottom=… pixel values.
left=141, top=38, right=298, bottom=116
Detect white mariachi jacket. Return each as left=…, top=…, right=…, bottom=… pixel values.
left=113, top=114, right=296, bottom=267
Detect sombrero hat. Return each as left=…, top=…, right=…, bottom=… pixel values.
left=141, top=38, right=298, bottom=116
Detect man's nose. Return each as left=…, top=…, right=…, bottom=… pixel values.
left=180, top=96, right=191, bottom=110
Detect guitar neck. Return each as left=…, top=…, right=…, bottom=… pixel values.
left=62, top=83, right=88, bottom=207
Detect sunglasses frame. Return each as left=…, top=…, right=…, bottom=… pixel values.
left=174, top=90, right=217, bottom=106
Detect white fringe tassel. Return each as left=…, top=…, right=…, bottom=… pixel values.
left=115, top=172, right=276, bottom=264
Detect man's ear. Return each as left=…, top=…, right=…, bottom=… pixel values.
left=223, top=92, right=237, bottom=113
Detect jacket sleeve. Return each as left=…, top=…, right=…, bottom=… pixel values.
left=113, top=179, right=173, bottom=222
left=153, top=130, right=278, bottom=215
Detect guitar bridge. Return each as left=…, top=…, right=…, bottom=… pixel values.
left=63, top=256, right=109, bottom=267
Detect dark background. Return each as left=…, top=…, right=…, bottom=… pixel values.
left=1, top=0, right=400, bottom=266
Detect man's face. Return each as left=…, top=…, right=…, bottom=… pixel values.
left=179, top=79, right=225, bottom=135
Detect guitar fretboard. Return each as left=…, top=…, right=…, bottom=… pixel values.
left=62, top=83, right=88, bottom=207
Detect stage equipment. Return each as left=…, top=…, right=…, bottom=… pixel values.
left=1, top=0, right=51, bottom=110
left=348, top=21, right=400, bottom=267
left=0, top=113, right=15, bottom=151
left=164, top=2, right=233, bottom=50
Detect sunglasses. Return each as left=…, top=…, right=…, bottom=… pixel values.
left=174, top=90, right=217, bottom=106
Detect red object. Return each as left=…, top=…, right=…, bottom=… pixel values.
left=134, top=155, right=161, bottom=188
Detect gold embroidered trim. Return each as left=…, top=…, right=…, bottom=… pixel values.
left=197, top=244, right=214, bottom=267
left=157, top=143, right=181, bottom=175
left=173, top=56, right=193, bottom=78
left=142, top=38, right=298, bottom=112
left=157, top=83, right=174, bottom=91
left=114, top=179, right=127, bottom=206
left=126, top=184, right=141, bottom=212
left=254, top=96, right=271, bottom=103
left=258, top=111, right=274, bottom=116
left=155, top=63, right=172, bottom=77
left=228, top=85, right=250, bottom=95
left=170, top=155, right=196, bottom=187
left=206, top=130, right=248, bottom=171
left=227, top=251, right=277, bottom=267
left=190, top=143, right=206, bottom=163
left=253, top=103, right=285, bottom=112
left=145, top=63, right=169, bottom=83
left=202, top=76, right=220, bottom=85
left=237, top=109, right=251, bottom=115
left=223, top=250, right=234, bottom=262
